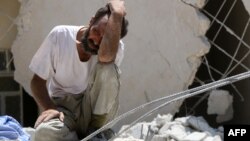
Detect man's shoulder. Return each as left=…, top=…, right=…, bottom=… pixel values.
left=50, top=25, right=81, bottom=33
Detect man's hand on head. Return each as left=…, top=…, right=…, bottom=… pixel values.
left=98, top=0, right=127, bottom=63
left=34, top=109, right=64, bottom=128
left=108, top=0, right=126, bottom=17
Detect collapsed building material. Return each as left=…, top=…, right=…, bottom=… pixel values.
left=114, top=114, right=223, bottom=141
left=82, top=70, right=250, bottom=141
left=207, top=90, right=233, bottom=115
left=207, top=89, right=234, bottom=123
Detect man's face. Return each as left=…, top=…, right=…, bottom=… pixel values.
left=81, top=15, right=108, bottom=55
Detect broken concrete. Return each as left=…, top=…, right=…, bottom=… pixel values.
left=216, top=105, right=234, bottom=123
left=11, top=0, right=210, bottom=126
left=207, top=89, right=233, bottom=123
left=207, top=90, right=233, bottom=115
left=242, top=0, right=250, bottom=14
left=116, top=114, right=223, bottom=141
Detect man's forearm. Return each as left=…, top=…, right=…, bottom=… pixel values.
left=98, top=0, right=125, bottom=63
left=31, top=74, right=56, bottom=111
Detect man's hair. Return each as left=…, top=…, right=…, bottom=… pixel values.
left=92, top=5, right=129, bottom=39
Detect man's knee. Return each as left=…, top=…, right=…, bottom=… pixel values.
left=96, top=63, right=119, bottom=76
left=89, top=63, right=120, bottom=116
left=34, top=119, right=78, bottom=141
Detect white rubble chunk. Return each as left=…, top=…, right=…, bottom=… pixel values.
left=203, top=136, right=214, bottom=141
left=118, top=122, right=152, bottom=139
left=216, top=105, right=234, bottom=123
left=187, top=116, right=216, bottom=136
left=213, top=135, right=223, bottom=141
left=151, top=134, right=168, bottom=141
left=113, top=136, right=144, bottom=141
left=242, top=0, right=250, bottom=14
left=203, top=135, right=223, bottom=141
left=166, top=124, right=189, bottom=141
left=207, top=90, right=233, bottom=115
left=159, top=121, right=193, bottom=135
left=218, top=126, right=224, bottom=132
left=117, top=114, right=222, bottom=141
left=155, top=114, right=173, bottom=127
left=158, top=122, right=173, bottom=135
left=182, top=131, right=207, bottom=141
left=175, top=116, right=190, bottom=126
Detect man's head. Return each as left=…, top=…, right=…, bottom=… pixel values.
left=81, top=4, right=129, bottom=55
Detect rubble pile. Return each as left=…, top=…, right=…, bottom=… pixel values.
left=114, top=114, right=223, bottom=141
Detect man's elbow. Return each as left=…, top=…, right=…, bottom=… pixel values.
left=98, top=54, right=116, bottom=64
left=31, top=74, right=46, bottom=88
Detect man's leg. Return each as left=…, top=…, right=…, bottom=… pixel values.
left=79, top=63, right=120, bottom=136
left=34, top=95, right=84, bottom=141
left=34, top=119, right=79, bottom=141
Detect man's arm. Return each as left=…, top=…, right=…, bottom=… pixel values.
left=98, top=0, right=126, bottom=63
left=31, top=74, right=55, bottom=110
left=31, top=74, right=64, bottom=128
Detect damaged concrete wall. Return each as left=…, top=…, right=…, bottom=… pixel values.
left=0, top=0, right=19, bottom=49
left=12, top=0, right=210, bottom=120
left=242, top=0, right=250, bottom=13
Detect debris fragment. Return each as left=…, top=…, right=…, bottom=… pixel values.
left=207, top=89, right=234, bottom=123
left=115, top=114, right=223, bottom=141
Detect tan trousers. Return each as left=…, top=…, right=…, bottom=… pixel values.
left=34, top=63, right=120, bottom=141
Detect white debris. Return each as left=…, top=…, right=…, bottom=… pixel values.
left=207, top=90, right=233, bottom=115
left=242, top=0, right=250, bottom=14
left=151, top=134, right=168, bottom=141
left=207, top=89, right=234, bottom=123
left=117, top=114, right=223, bottom=141
left=216, top=104, right=234, bottom=123
left=155, top=114, right=173, bottom=127
left=203, top=135, right=223, bottom=141
left=113, top=136, right=144, bottom=141
left=118, top=122, right=154, bottom=139
left=175, top=116, right=190, bottom=126
left=166, top=124, right=189, bottom=140
left=182, top=131, right=207, bottom=141
left=187, top=116, right=216, bottom=136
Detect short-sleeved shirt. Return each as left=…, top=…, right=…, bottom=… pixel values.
left=29, top=25, right=124, bottom=97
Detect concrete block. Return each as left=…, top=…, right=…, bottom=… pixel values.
left=155, top=114, right=173, bottom=127
left=207, top=90, right=233, bottom=115
left=187, top=116, right=216, bottom=136
left=182, top=131, right=207, bottom=141
left=166, top=124, right=189, bottom=141
left=151, top=134, right=168, bottom=141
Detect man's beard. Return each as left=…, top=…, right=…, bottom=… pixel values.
left=81, top=28, right=99, bottom=55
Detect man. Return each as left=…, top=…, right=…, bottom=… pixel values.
left=29, top=0, right=128, bottom=140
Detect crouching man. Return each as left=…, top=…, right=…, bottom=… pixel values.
left=29, top=0, right=128, bottom=140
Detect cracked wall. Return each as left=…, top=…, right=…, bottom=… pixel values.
left=11, top=0, right=210, bottom=122
left=177, top=0, right=250, bottom=126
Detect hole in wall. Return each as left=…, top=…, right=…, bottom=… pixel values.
left=178, top=0, right=250, bottom=126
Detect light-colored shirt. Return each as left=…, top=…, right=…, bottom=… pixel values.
left=29, top=25, right=124, bottom=97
